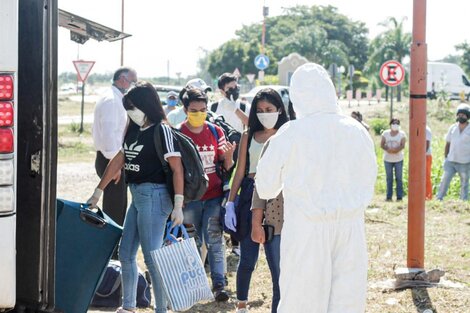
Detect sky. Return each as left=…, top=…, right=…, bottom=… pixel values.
left=58, top=0, right=470, bottom=79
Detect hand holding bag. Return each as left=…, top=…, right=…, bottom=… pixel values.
left=151, top=223, right=214, bottom=311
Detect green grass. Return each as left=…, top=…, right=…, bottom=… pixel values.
left=370, top=99, right=465, bottom=199
left=58, top=96, right=95, bottom=116
left=57, top=123, right=95, bottom=163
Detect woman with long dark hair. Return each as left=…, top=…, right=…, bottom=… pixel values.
left=87, top=82, right=184, bottom=313
left=224, top=88, right=289, bottom=313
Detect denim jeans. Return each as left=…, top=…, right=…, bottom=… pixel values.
left=237, top=233, right=281, bottom=313
left=437, top=160, right=470, bottom=200
left=384, top=160, right=404, bottom=200
left=119, top=183, right=172, bottom=313
left=183, top=196, right=225, bottom=288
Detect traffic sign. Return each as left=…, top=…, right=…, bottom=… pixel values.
left=254, top=54, right=270, bottom=70
left=233, top=67, right=241, bottom=78
left=73, top=60, right=95, bottom=82
left=379, top=60, right=405, bottom=87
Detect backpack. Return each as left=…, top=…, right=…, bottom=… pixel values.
left=206, top=111, right=242, bottom=150
left=90, top=260, right=151, bottom=308
left=154, top=124, right=209, bottom=202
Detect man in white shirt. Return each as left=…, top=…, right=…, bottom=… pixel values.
left=210, top=73, right=249, bottom=133
left=92, top=67, right=137, bottom=231
left=437, top=103, right=470, bottom=200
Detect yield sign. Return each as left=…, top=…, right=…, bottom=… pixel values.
left=379, top=60, right=405, bottom=87
left=73, top=60, right=95, bottom=82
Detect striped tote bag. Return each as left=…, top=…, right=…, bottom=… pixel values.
left=151, top=224, right=214, bottom=311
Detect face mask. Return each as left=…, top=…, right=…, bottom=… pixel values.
left=457, top=116, right=468, bottom=124
left=127, top=108, right=146, bottom=126
left=167, top=99, right=178, bottom=107
left=391, top=124, right=400, bottom=131
left=225, top=86, right=240, bottom=101
left=257, top=112, right=279, bottom=130
left=187, top=111, right=207, bottom=127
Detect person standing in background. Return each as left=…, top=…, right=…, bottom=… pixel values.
left=163, top=90, right=179, bottom=116
left=426, top=125, right=433, bottom=200
left=381, top=118, right=407, bottom=201
left=92, top=67, right=137, bottom=229
left=210, top=73, right=250, bottom=133
left=437, top=104, right=470, bottom=200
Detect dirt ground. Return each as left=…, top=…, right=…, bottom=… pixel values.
left=58, top=162, right=470, bottom=313
left=57, top=97, right=469, bottom=313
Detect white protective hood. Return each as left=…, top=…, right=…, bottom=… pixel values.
left=256, top=62, right=377, bottom=217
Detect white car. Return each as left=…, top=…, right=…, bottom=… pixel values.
left=242, top=85, right=291, bottom=116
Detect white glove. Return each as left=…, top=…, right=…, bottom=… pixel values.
left=227, top=96, right=239, bottom=113
left=171, top=194, right=184, bottom=227
left=86, top=188, right=103, bottom=209
left=224, top=201, right=237, bottom=232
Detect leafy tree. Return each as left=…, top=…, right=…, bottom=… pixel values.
left=365, top=17, right=411, bottom=101
left=206, top=5, right=369, bottom=78
left=456, top=42, right=470, bottom=74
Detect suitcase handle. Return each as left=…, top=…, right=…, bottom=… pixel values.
left=80, top=208, right=106, bottom=228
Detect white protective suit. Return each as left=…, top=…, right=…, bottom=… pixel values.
left=255, top=63, right=377, bottom=313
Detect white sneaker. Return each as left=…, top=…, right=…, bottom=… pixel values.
left=115, top=307, right=134, bottom=313
left=236, top=309, right=249, bottom=313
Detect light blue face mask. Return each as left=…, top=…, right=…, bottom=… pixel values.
left=167, top=99, right=178, bottom=107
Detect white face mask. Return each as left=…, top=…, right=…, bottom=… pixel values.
left=391, top=124, right=400, bottom=131
left=127, top=108, right=146, bottom=126
left=257, top=112, right=279, bottom=130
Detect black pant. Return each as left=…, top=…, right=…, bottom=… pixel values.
left=95, top=151, right=128, bottom=226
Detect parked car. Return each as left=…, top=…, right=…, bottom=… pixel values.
left=153, top=84, right=183, bottom=105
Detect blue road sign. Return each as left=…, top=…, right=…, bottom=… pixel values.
left=254, top=54, right=270, bottom=70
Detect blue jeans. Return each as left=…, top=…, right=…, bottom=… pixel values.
left=237, top=234, right=281, bottom=313
left=384, top=160, right=404, bottom=200
left=119, top=183, right=172, bottom=313
left=183, top=196, right=225, bottom=288
left=437, top=160, right=470, bottom=200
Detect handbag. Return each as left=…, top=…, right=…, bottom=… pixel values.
left=151, top=223, right=214, bottom=311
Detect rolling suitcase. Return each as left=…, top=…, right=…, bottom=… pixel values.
left=55, top=199, right=123, bottom=313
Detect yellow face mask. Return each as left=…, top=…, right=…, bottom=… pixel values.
left=187, top=111, right=207, bottom=127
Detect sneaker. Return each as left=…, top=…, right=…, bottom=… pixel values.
left=236, top=308, right=249, bottom=313
left=115, top=308, right=134, bottom=313
left=232, top=246, right=241, bottom=256
left=213, top=283, right=229, bottom=302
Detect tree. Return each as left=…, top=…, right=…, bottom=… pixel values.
left=456, top=42, right=470, bottom=74
left=366, top=17, right=411, bottom=101
left=206, top=5, right=369, bottom=78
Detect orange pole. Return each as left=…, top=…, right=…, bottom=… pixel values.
left=407, top=0, right=427, bottom=269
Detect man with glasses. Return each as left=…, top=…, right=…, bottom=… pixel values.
left=92, top=67, right=137, bottom=252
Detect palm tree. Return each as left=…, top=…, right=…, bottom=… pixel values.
left=366, top=17, right=411, bottom=101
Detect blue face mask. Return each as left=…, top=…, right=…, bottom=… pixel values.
left=167, top=99, right=178, bottom=107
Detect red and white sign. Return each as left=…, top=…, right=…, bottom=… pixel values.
left=73, top=60, right=95, bottom=82
left=379, top=60, right=405, bottom=87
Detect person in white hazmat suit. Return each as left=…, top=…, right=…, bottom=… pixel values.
left=255, top=63, right=377, bottom=313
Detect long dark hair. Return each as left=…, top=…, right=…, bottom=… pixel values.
left=248, top=88, right=289, bottom=139
left=122, top=81, right=166, bottom=130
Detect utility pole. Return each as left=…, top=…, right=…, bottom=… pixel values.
left=261, top=4, right=268, bottom=54
left=407, top=0, right=427, bottom=269
left=120, top=0, right=124, bottom=66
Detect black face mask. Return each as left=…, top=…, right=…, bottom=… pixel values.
left=457, top=116, right=468, bottom=124
left=225, top=86, right=240, bottom=101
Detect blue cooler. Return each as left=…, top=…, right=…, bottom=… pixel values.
left=55, top=199, right=123, bottom=313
